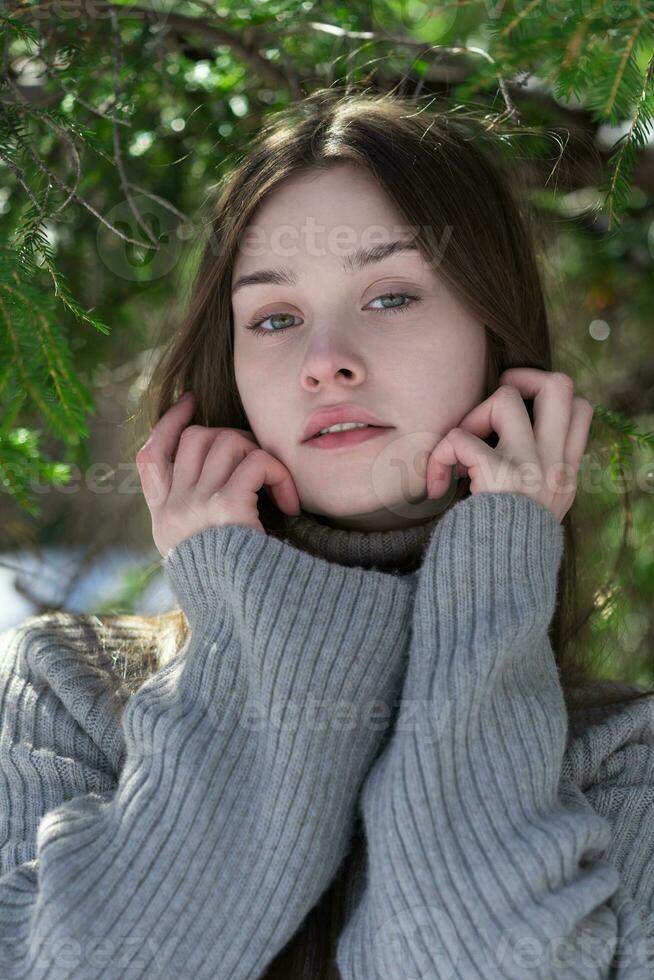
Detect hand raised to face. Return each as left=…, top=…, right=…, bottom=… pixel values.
left=425, top=369, right=594, bottom=523
left=135, top=391, right=301, bottom=558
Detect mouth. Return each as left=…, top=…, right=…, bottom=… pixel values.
left=303, top=425, right=394, bottom=449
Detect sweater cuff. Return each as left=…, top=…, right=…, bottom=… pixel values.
left=162, top=521, right=416, bottom=706
left=162, top=524, right=234, bottom=624
left=418, top=491, right=565, bottom=645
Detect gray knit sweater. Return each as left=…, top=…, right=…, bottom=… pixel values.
left=0, top=491, right=652, bottom=979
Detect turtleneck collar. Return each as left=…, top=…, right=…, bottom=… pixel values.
left=261, top=478, right=470, bottom=576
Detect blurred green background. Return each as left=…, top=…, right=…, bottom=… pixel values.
left=0, top=1, right=652, bottom=684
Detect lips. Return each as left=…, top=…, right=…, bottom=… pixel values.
left=301, top=403, right=391, bottom=442
left=304, top=425, right=391, bottom=450
left=311, top=423, right=379, bottom=437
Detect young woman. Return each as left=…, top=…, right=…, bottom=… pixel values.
left=0, top=88, right=652, bottom=979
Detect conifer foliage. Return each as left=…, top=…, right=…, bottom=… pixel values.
left=1, top=2, right=653, bottom=514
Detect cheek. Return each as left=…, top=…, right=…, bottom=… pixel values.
left=233, top=352, right=268, bottom=398
left=236, top=370, right=290, bottom=432
left=409, top=352, right=485, bottom=425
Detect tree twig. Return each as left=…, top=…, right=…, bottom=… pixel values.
left=8, top=1, right=290, bottom=90
left=108, top=8, right=159, bottom=247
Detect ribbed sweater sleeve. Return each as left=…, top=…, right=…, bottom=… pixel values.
left=0, top=523, right=415, bottom=979
left=336, top=491, right=654, bottom=979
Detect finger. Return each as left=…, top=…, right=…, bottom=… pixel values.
left=170, top=426, right=225, bottom=496
left=194, top=430, right=259, bottom=498
left=230, top=428, right=259, bottom=442
left=221, top=448, right=301, bottom=516
left=427, top=427, right=504, bottom=493
left=172, top=427, right=258, bottom=497
left=455, top=384, right=537, bottom=464
left=564, top=397, right=594, bottom=473
left=135, top=391, right=195, bottom=509
left=498, top=369, right=574, bottom=470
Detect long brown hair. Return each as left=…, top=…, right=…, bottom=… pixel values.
left=122, top=86, right=654, bottom=979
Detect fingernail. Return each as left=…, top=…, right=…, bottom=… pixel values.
left=178, top=390, right=193, bottom=402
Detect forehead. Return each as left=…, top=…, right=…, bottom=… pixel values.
left=231, top=165, right=418, bottom=283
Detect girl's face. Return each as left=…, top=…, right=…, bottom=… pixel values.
left=232, top=163, right=487, bottom=531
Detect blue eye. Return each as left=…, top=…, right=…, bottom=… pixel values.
left=243, top=292, right=422, bottom=337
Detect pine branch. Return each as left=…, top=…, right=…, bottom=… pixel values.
left=0, top=428, right=72, bottom=518
left=0, top=247, right=96, bottom=448
left=602, top=48, right=654, bottom=231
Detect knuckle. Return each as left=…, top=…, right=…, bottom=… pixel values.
left=178, top=424, right=206, bottom=442
left=209, top=491, right=235, bottom=515
left=214, top=428, right=248, bottom=444
left=498, top=383, right=519, bottom=398
left=552, top=372, right=574, bottom=390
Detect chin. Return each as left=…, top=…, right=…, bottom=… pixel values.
left=297, top=490, right=378, bottom=520
left=304, top=489, right=418, bottom=523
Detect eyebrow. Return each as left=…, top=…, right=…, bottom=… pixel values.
left=231, top=239, right=420, bottom=295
